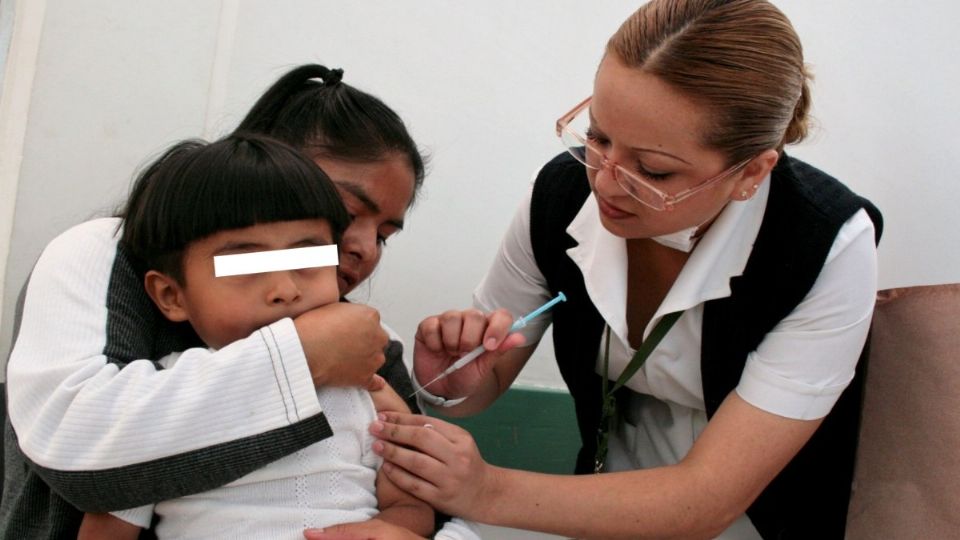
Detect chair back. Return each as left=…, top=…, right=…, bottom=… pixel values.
left=846, top=284, right=960, bottom=537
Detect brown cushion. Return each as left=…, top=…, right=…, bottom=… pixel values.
left=846, top=284, right=960, bottom=537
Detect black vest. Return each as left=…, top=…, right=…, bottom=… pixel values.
left=529, top=152, right=882, bottom=539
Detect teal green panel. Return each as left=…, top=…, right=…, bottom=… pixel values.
left=431, top=386, right=580, bottom=475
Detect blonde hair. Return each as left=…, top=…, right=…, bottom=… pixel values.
left=607, top=0, right=811, bottom=163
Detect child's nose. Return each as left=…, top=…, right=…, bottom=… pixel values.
left=266, top=272, right=301, bottom=304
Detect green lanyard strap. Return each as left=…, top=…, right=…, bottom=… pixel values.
left=595, top=310, right=684, bottom=473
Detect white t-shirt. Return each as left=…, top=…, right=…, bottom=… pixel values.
left=474, top=176, right=877, bottom=539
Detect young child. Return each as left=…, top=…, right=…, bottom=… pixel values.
left=76, top=135, right=434, bottom=539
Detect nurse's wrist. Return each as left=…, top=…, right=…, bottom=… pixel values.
left=410, top=372, right=467, bottom=408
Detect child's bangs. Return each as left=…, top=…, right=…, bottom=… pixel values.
left=172, top=138, right=349, bottom=246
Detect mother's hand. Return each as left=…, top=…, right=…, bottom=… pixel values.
left=295, top=302, right=388, bottom=389
left=370, top=412, right=499, bottom=520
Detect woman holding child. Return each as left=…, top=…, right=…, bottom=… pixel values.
left=2, top=66, right=448, bottom=539
left=72, top=135, right=434, bottom=539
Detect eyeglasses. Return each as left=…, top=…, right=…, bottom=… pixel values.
left=555, top=96, right=751, bottom=211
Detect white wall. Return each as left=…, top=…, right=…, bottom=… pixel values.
left=2, top=1, right=959, bottom=388
left=0, top=0, right=44, bottom=355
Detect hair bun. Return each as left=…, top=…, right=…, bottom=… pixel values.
left=321, top=67, right=344, bottom=86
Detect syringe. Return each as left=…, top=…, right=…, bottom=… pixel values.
left=410, top=292, right=566, bottom=397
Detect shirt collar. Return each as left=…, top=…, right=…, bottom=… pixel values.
left=565, top=177, right=770, bottom=344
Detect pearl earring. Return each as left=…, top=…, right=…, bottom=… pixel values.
left=740, top=190, right=748, bottom=198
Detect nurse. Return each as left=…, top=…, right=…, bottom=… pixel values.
left=367, top=1, right=881, bottom=538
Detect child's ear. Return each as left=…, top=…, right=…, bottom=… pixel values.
left=144, top=270, right=190, bottom=322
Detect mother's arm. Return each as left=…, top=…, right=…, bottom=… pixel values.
left=4, top=219, right=387, bottom=512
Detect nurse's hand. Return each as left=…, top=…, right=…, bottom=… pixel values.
left=370, top=412, right=498, bottom=520
left=412, top=308, right=524, bottom=401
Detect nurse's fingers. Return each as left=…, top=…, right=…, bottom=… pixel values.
left=374, top=412, right=467, bottom=442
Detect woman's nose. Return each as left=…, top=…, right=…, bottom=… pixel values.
left=266, top=272, right=301, bottom=305
left=599, top=155, right=615, bottom=173
left=594, top=156, right=620, bottom=189
left=341, top=223, right=377, bottom=263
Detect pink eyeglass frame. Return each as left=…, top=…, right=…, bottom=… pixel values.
left=556, top=96, right=751, bottom=211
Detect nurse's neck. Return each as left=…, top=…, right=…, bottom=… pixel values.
left=624, top=238, right=690, bottom=347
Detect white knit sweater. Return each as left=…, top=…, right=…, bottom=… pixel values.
left=114, top=360, right=382, bottom=538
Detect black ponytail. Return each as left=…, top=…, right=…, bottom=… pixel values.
left=320, top=67, right=343, bottom=85
left=234, top=64, right=425, bottom=204
left=235, top=65, right=343, bottom=134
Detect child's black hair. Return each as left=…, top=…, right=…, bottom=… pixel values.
left=235, top=64, right=426, bottom=206
left=119, top=134, right=349, bottom=284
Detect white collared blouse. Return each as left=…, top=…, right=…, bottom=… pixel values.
left=474, top=171, right=877, bottom=466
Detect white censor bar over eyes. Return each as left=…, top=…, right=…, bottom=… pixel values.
left=213, top=245, right=339, bottom=277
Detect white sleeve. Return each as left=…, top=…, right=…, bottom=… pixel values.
left=7, top=219, right=322, bottom=474
left=736, top=209, right=878, bottom=419
left=110, top=505, right=154, bottom=529
left=472, top=182, right=553, bottom=345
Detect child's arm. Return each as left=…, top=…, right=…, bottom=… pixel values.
left=368, top=374, right=412, bottom=414
left=374, top=467, right=436, bottom=537
left=77, top=513, right=141, bottom=540
left=367, top=375, right=434, bottom=535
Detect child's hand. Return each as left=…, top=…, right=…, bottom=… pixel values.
left=369, top=375, right=411, bottom=414
left=78, top=512, right=141, bottom=540
left=366, top=373, right=388, bottom=392
left=304, top=518, right=427, bottom=539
